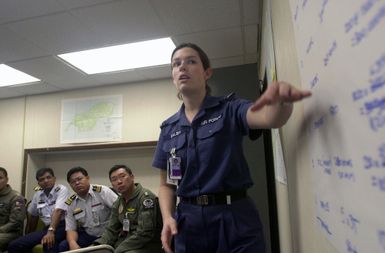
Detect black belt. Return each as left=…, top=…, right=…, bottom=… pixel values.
left=180, top=190, right=247, bottom=206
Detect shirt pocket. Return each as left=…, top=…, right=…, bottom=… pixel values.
left=196, top=117, right=224, bottom=140
left=162, top=132, right=187, bottom=156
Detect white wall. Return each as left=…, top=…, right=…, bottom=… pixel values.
left=0, top=97, right=26, bottom=192
left=23, top=79, right=179, bottom=148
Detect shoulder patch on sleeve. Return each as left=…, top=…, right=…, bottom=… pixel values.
left=65, top=194, right=77, bottom=206
left=92, top=185, right=102, bottom=193
left=54, top=186, right=61, bottom=192
left=15, top=196, right=26, bottom=207
left=143, top=198, right=154, bottom=209
left=34, top=186, right=42, bottom=191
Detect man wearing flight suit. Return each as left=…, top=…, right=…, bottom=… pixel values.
left=0, top=167, right=26, bottom=253
left=58, top=166, right=118, bottom=251
left=8, top=167, right=70, bottom=253
left=93, top=165, right=162, bottom=253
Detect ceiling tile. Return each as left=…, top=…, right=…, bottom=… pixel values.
left=0, top=0, right=61, bottom=24
left=92, top=70, right=146, bottom=85
left=0, top=27, right=47, bottom=63
left=175, top=27, right=244, bottom=60
left=136, top=65, right=171, bottom=80
left=5, top=12, right=100, bottom=54
left=151, top=0, right=240, bottom=34
left=70, top=0, right=167, bottom=45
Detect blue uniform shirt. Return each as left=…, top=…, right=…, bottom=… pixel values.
left=153, top=94, right=258, bottom=197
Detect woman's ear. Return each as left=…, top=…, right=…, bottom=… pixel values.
left=204, top=68, right=213, bottom=80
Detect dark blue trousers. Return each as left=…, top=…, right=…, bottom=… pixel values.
left=58, top=229, right=98, bottom=251
left=7, top=220, right=66, bottom=253
left=175, top=197, right=265, bottom=253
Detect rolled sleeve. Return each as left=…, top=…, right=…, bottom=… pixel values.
left=65, top=204, right=77, bottom=231
left=54, top=186, right=70, bottom=211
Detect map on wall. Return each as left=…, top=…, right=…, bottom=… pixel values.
left=288, top=0, right=385, bottom=252
left=60, top=95, right=122, bottom=144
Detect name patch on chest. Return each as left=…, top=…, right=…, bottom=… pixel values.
left=200, top=114, right=222, bottom=126
left=170, top=130, right=182, bottom=138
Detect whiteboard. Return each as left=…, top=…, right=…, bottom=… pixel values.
left=288, top=0, right=385, bottom=252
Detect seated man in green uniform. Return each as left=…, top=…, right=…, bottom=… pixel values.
left=0, top=167, right=26, bottom=253
left=92, top=165, right=162, bottom=253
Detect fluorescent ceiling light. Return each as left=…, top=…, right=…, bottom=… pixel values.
left=58, top=37, right=175, bottom=74
left=0, top=64, right=40, bottom=87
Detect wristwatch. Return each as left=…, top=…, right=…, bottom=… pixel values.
left=48, top=226, right=55, bottom=232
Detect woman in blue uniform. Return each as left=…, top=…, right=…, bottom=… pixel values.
left=152, top=43, right=311, bottom=253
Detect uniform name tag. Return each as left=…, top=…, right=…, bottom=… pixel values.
left=37, top=203, right=47, bottom=209
left=74, top=211, right=85, bottom=220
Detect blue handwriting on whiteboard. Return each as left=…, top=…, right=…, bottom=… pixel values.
left=352, top=4, right=385, bottom=46
left=342, top=213, right=360, bottom=233
left=334, top=156, right=353, bottom=167
left=345, top=0, right=380, bottom=33
left=371, top=176, right=385, bottom=192
left=329, top=105, right=338, bottom=115
left=306, top=37, right=314, bottom=54
left=337, top=171, right=355, bottom=181
left=364, top=96, right=385, bottom=113
left=352, top=88, right=369, bottom=101
left=371, top=75, right=385, bottom=93
left=302, top=0, right=308, bottom=10
left=346, top=239, right=359, bottom=253
left=317, top=216, right=333, bottom=235
left=364, top=155, right=385, bottom=169
left=369, top=114, right=385, bottom=131
left=317, top=158, right=332, bottom=175
left=363, top=144, right=385, bottom=169
left=313, top=116, right=325, bottom=130
left=345, top=13, right=359, bottom=33
left=294, top=5, right=299, bottom=21
left=310, top=73, right=319, bottom=89
left=323, top=40, right=337, bottom=66
left=370, top=53, right=385, bottom=76
left=320, top=200, right=330, bottom=212
left=319, top=0, right=329, bottom=23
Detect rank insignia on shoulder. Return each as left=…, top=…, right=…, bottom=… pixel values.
left=54, top=186, right=61, bottom=192
left=34, top=186, right=42, bottom=191
left=65, top=194, right=77, bottom=205
left=143, top=199, right=154, bottom=209
left=92, top=185, right=102, bottom=192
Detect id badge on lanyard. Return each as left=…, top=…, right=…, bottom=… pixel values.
left=123, top=212, right=130, bottom=232
left=167, top=147, right=181, bottom=185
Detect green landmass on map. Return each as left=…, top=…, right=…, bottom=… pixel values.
left=66, top=102, right=114, bottom=132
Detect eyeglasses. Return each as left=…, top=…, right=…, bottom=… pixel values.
left=69, top=176, right=85, bottom=185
